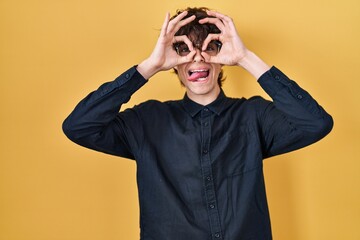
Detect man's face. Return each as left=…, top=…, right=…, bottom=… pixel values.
left=174, top=41, right=222, bottom=104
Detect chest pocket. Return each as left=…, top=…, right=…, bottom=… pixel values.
left=210, top=125, right=262, bottom=176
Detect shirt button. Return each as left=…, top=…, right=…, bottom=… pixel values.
left=204, top=122, right=209, bottom=127
left=214, top=233, right=221, bottom=238
left=209, top=204, right=215, bottom=209
left=125, top=73, right=130, bottom=79
left=275, top=75, right=280, bottom=80
left=206, top=176, right=211, bottom=181
left=203, top=108, right=209, bottom=112
left=203, top=149, right=208, bottom=154
left=297, top=94, right=303, bottom=99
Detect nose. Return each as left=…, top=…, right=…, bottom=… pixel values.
left=193, top=49, right=204, bottom=62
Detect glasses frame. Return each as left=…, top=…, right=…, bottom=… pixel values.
left=173, top=40, right=222, bottom=57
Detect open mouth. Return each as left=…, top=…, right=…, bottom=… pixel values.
left=188, top=69, right=210, bottom=82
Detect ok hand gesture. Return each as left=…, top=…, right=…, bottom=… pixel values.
left=200, top=10, right=270, bottom=78
left=199, top=10, right=248, bottom=66
left=137, top=11, right=196, bottom=79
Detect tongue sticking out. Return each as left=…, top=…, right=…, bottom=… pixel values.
left=188, top=71, right=209, bottom=81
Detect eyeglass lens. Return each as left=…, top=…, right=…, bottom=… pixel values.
left=174, top=41, right=222, bottom=57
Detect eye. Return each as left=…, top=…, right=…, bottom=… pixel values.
left=206, top=44, right=215, bottom=51
left=179, top=45, right=190, bottom=53
left=204, top=41, right=222, bottom=54
left=174, top=42, right=191, bottom=56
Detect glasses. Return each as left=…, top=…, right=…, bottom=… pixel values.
left=173, top=40, right=222, bottom=57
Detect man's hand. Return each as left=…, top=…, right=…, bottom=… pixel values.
left=137, top=11, right=196, bottom=80
left=200, top=10, right=270, bottom=79
left=199, top=11, right=247, bottom=66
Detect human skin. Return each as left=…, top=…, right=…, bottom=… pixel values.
left=136, top=10, right=271, bottom=105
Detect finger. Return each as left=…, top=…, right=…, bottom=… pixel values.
left=200, top=51, right=212, bottom=62
left=201, top=33, right=220, bottom=51
left=178, top=50, right=196, bottom=65
left=173, top=35, right=194, bottom=51
left=172, top=10, right=189, bottom=23
left=205, top=11, right=237, bottom=32
left=206, top=10, right=233, bottom=24
left=167, top=11, right=189, bottom=33
left=204, top=10, right=238, bottom=35
left=171, top=15, right=196, bottom=34
left=201, top=51, right=222, bottom=64
left=198, top=17, right=225, bottom=32
left=160, top=12, right=170, bottom=37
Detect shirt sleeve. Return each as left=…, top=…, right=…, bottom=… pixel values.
left=62, top=66, right=147, bottom=159
left=257, top=66, right=333, bottom=158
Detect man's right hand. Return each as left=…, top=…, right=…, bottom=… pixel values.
left=137, top=11, right=196, bottom=80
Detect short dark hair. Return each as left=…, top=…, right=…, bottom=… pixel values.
left=171, top=7, right=225, bottom=87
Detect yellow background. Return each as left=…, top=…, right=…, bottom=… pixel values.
left=1, top=0, right=359, bottom=239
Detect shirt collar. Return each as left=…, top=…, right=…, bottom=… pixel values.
left=181, top=90, right=229, bottom=117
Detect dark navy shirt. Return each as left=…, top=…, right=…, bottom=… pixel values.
left=63, top=66, right=333, bottom=240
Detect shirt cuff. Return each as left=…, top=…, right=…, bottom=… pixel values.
left=257, top=66, right=292, bottom=97
left=114, top=65, right=148, bottom=92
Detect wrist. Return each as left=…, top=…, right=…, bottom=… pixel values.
left=236, top=50, right=271, bottom=79
left=136, top=58, right=160, bottom=80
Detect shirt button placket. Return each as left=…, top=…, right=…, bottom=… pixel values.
left=200, top=107, right=223, bottom=239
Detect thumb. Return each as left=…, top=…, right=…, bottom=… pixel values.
left=177, top=51, right=196, bottom=65
left=201, top=52, right=220, bottom=64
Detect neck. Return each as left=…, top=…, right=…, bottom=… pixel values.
left=186, top=87, right=221, bottom=106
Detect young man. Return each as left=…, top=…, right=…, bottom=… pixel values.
left=63, top=7, right=333, bottom=240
